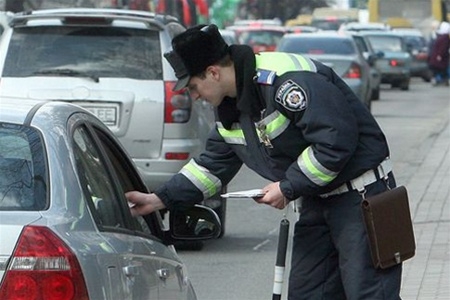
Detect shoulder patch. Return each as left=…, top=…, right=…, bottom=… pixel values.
left=256, top=69, right=276, bottom=85
left=275, top=80, right=308, bottom=111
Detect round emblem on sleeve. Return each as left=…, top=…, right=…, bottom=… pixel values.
left=275, top=80, right=308, bottom=111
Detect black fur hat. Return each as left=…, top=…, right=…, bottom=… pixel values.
left=164, top=24, right=229, bottom=91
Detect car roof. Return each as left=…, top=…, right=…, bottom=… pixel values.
left=0, top=98, right=82, bottom=125
left=9, top=7, right=180, bottom=29
left=392, top=28, right=425, bottom=36
left=356, top=30, right=404, bottom=37
left=340, top=22, right=390, bottom=30
left=226, top=24, right=287, bottom=32
left=282, top=31, right=354, bottom=40
left=232, top=19, right=282, bottom=27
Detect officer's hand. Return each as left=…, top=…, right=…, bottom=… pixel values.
left=254, top=182, right=287, bottom=210
left=125, top=191, right=166, bottom=216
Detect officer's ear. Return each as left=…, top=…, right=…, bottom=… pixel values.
left=205, top=65, right=220, bottom=81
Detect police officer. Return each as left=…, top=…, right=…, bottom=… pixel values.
left=126, top=24, right=402, bottom=299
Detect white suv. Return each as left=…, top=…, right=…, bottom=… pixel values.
left=0, top=8, right=227, bottom=236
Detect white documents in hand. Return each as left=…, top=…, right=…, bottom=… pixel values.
left=221, top=189, right=266, bottom=198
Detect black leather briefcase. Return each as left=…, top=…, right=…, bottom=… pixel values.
left=361, top=186, right=416, bottom=269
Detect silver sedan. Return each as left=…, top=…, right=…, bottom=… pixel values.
left=0, top=99, right=220, bottom=300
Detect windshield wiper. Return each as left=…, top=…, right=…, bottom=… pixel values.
left=31, top=68, right=100, bottom=83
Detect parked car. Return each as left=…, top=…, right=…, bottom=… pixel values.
left=276, top=32, right=372, bottom=110
left=358, top=31, right=412, bottom=90
left=393, top=28, right=432, bottom=82
left=226, top=24, right=287, bottom=53
left=0, top=8, right=228, bottom=237
left=0, top=98, right=221, bottom=300
left=351, top=33, right=383, bottom=100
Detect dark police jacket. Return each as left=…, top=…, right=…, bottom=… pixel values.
left=155, top=45, right=390, bottom=210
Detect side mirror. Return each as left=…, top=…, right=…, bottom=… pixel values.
left=170, top=204, right=221, bottom=240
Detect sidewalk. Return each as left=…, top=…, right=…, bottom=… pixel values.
left=400, top=118, right=450, bottom=299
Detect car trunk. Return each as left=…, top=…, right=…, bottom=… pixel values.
left=306, top=54, right=356, bottom=78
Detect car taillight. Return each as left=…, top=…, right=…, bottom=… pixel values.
left=389, top=59, right=404, bottom=67
left=344, top=63, right=361, bottom=79
left=164, top=81, right=192, bottom=123
left=0, top=226, right=89, bottom=300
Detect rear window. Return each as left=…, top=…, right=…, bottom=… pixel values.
left=279, top=37, right=357, bottom=55
left=0, top=123, right=47, bottom=210
left=403, top=36, right=427, bottom=50
left=366, top=36, right=404, bottom=52
left=3, top=26, right=162, bottom=80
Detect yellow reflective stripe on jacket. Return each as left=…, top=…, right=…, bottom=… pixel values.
left=217, top=122, right=246, bottom=145
left=180, top=159, right=222, bottom=199
left=260, top=111, right=290, bottom=140
left=218, top=112, right=290, bottom=145
left=256, top=111, right=290, bottom=142
left=255, top=52, right=317, bottom=75
left=297, top=147, right=338, bottom=186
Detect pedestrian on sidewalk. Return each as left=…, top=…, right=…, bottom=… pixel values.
left=428, top=21, right=450, bottom=86
left=126, top=24, right=402, bottom=299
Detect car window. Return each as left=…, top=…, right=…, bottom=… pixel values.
left=353, top=36, right=369, bottom=53
left=403, top=36, right=426, bottom=50
left=0, top=124, right=47, bottom=210
left=281, top=37, right=356, bottom=55
left=72, top=124, right=155, bottom=235
left=73, top=125, right=128, bottom=229
left=3, top=26, right=162, bottom=80
left=93, top=127, right=157, bottom=236
left=366, top=36, right=404, bottom=52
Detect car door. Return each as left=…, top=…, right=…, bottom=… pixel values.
left=71, top=116, right=192, bottom=300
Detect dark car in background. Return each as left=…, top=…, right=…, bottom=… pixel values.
left=352, top=32, right=383, bottom=100
left=393, top=28, right=432, bottom=82
left=277, top=32, right=372, bottom=110
left=358, top=31, right=412, bottom=91
left=0, top=99, right=220, bottom=300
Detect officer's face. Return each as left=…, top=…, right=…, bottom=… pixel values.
left=187, top=66, right=225, bottom=107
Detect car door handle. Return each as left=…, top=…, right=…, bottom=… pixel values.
left=123, top=264, right=140, bottom=277
left=157, top=268, right=170, bottom=280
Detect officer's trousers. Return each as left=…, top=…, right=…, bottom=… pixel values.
left=288, top=174, right=402, bottom=300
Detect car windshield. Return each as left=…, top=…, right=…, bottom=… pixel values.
left=279, top=37, right=356, bottom=55
left=366, top=36, right=404, bottom=52
left=3, top=26, right=163, bottom=80
left=0, top=123, right=47, bottom=210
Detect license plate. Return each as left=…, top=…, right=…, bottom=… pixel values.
left=83, top=105, right=118, bottom=127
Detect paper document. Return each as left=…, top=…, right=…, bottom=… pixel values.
left=221, top=189, right=266, bottom=198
